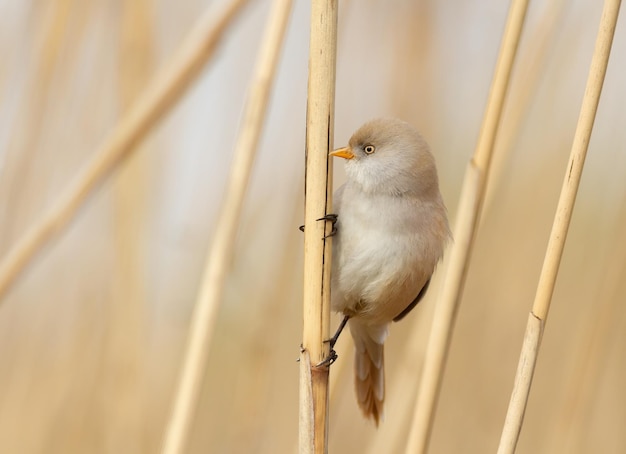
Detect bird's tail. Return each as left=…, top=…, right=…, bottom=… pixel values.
left=349, top=319, right=388, bottom=425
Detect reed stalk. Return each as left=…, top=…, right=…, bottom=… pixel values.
left=299, top=1, right=338, bottom=453
left=0, top=0, right=250, bottom=303
left=404, top=1, right=530, bottom=452
left=497, top=1, right=621, bottom=452
left=160, top=1, right=294, bottom=453
left=546, top=197, right=626, bottom=453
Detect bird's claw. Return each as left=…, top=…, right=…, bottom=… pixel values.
left=319, top=214, right=338, bottom=239
left=315, top=349, right=338, bottom=368
left=298, top=214, right=338, bottom=239
left=311, top=318, right=346, bottom=366
left=298, top=343, right=338, bottom=367
left=317, top=214, right=338, bottom=222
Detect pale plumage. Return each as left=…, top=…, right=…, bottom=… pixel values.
left=330, top=118, right=450, bottom=424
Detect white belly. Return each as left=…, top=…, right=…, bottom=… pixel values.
left=331, top=187, right=437, bottom=322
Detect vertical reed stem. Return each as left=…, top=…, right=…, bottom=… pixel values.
left=404, top=1, right=530, bottom=453
left=497, top=1, right=621, bottom=452
left=161, top=0, right=294, bottom=452
left=299, top=1, right=338, bottom=453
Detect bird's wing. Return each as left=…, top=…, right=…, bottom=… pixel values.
left=392, top=278, right=431, bottom=322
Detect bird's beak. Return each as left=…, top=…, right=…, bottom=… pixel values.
left=329, top=146, right=355, bottom=160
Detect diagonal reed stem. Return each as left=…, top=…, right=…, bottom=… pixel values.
left=497, top=1, right=621, bottom=452
left=0, top=0, right=250, bottom=304
left=404, top=0, right=530, bottom=452
left=160, top=1, right=295, bottom=453
left=299, top=1, right=338, bottom=453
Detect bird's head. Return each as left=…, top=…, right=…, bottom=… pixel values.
left=330, top=118, right=439, bottom=197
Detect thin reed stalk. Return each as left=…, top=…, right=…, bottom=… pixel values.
left=403, top=1, right=530, bottom=453
left=299, top=1, right=338, bottom=453
left=0, top=0, right=250, bottom=303
left=483, top=0, right=567, bottom=213
left=497, top=1, right=621, bottom=452
left=546, top=197, right=626, bottom=453
left=160, top=1, right=294, bottom=453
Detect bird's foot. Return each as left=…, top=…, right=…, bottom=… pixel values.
left=298, top=344, right=338, bottom=367
left=298, top=213, right=338, bottom=239
left=315, top=349, right=338, bottom=368
left=324, top=315, right=350, bottom=349
left=319, top=214, right=338, bottom=238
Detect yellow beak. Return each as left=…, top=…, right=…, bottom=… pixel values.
left=329, top=146, right=355, bottom=160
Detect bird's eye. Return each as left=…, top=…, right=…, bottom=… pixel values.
left=363, top=144, right=376, bottom=154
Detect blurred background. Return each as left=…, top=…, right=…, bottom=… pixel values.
left=0, top=0, right=625, bottom=453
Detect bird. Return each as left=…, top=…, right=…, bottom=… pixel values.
left=328, top=118, right=451, bottom=425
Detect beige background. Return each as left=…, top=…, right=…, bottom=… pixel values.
left=0, top=0, right=625, bottom=453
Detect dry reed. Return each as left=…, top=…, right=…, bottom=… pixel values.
left=160, top=0, right=294, bottom=453
left=0, top=0, right=250, bottom=303
left=497, top=1, right=622, bottom=452
left=482, top=0, right=567, bottom=214
left=2, top=2, right=626, bottom=453
left=545, top=195, right=626, bottom=453
left=299, top=1, right=338, bottom=453
left=404, top=1, right=530, bottom=452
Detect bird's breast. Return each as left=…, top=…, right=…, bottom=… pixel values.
left=331, top=190, right=443, bottom=322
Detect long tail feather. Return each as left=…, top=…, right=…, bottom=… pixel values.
left=349, top=320, right=387, bottom=425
